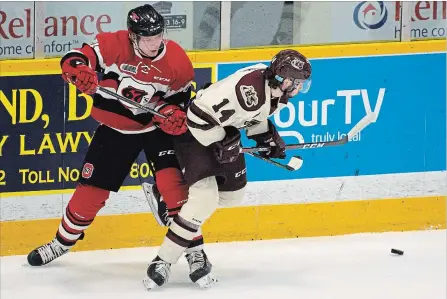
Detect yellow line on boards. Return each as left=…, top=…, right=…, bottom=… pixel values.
left=1, top=40, right=444, bottom=77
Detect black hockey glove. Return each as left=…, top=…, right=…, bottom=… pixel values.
left=249, top=120, right=286, bottom=159
left=213, top=126, right=241, bottom=164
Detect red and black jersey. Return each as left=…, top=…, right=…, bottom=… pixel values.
left=61, top=30, right=194, bottom=134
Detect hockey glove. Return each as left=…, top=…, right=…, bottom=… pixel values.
left=213, top=126, right=241, bottom=164
left=61, top=56, right=98, bottom=95
left=249, top=120, right=286, bottom=159
left=153, top=104, right=188, bottom=136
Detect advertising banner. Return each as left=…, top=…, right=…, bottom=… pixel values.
left=1, top=52, right=445, bottom=195
left=0, top=2, right=36, bottom=59
left=0, top=64, right=214, bottom=194
left=0, top=1, right=194, bottom=60
left=217, top=53, right=447, bottom=182
left=295, top=1, right=446, bottom=44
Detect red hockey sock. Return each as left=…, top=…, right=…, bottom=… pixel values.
left=56, top=184, right=110, bottom=247
left=155, top=168, right=188, bottom=217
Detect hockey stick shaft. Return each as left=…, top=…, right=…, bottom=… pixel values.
left=97, top=86, right=167, bottom=119
left=246, top=152, right=297, bottom=171
left=241, top=136, right=348, bottom=153
left=242, top=113, right=375, bottom=154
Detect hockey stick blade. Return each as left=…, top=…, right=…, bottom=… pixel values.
left=97, top=86, right=167, bottom=118
left=248, top=152, right=302, bottom=171
left=287, top=156, right=304, bottom=170
left=347, top=113, right=375, bottom=140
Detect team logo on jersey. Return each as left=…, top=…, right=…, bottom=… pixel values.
left=240, top=85, right=259, bottom=108
left=120, top=63, right=138, bottom=75
left=141, top=64, right=150, bottom=74
left=82, top=163, right=94, bottom=179
left=122, top=86, right=147, bottom=103
left=291, top=58, right=304, bottom=70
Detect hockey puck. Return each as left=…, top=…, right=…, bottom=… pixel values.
left=391, top=248, right=404, bottom=255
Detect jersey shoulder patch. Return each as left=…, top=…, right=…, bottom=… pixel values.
left=235, top=69, right=266, bottom=112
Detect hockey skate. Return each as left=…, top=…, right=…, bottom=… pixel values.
left=186, top=249, right=218, bottom=289
left=143, top=256, right=172, bottom=290
left=27, top=238, right=71, bottom=266
left=142, top=182, right=171, bottom=226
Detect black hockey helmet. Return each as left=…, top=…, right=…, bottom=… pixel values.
left=266, top=49, right=312, bottom=94
left=127, top=4, right=165, bottom=37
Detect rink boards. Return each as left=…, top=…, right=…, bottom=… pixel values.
left=0, top=40, right=446, bottom=256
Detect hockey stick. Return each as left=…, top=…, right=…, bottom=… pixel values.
left=247, top=152, right=304, bottom=171
left=241, top=137, right=347, bottom=153
left=96, top=86, right=167, bottom=119
left=241, top=113, right=375, bottom=154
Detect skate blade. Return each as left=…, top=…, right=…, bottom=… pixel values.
left=142, top=277, right=159, bottom=291
left=195, top=273, right=218, bottom=290
left=142, top=183, right=165, bottom=227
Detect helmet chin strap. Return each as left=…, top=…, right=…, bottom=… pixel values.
left=271, top=87, right=292, bottom=104
left=269, top=87, right=289, bottom=115
left=130, top=34, right=148, bottom=57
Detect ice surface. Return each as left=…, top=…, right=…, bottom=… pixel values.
left=1, top=230, right=445, bottom=299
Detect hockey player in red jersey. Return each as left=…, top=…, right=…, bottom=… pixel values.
left=27, top=4, right=209, bottom=278
left=143, top=49, right=312, bottom=290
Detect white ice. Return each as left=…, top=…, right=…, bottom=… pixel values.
left=1, top=230, right=445, bottom=299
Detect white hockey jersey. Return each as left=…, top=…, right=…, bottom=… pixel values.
left=186, top=63, right=278, bottom=146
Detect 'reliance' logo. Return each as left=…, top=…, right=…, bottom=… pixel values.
left=353, top=1, right=388, bottom=30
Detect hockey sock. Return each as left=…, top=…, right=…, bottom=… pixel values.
left=186, top=228, right=204, bottom=253
left=155, top=167, right=188, bottom=218
left=157, top=177, right=218, bottom=263
left=56, top=184, right=110, bottom=247
left=157, top=214, right=199, bottom=264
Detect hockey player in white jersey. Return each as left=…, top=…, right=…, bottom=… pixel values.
left=143, top=49, right=312, bottom=290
